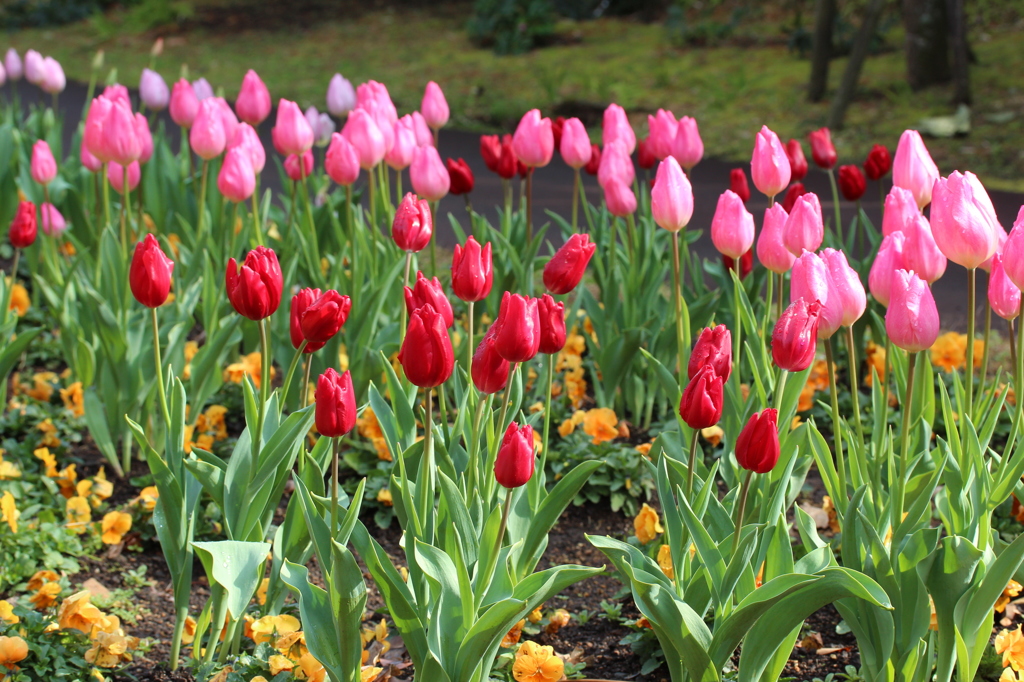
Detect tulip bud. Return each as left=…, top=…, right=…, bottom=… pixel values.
left=729, top=168, right=751, bottom=203
left=605, top=180, right=637, bottom=217
left=838, top=164, right=866, bottom=201
left=305, top=107, right=335, bottom=148
left=24, top=50, right=44, bottom=84
left=790, top=251, right=843, bottom=339
left=217, top=147, right=256, bottom=203
left=190, top=99, right=227, bottom=160
left=637, top=137, right=656, bottom=170
left=399, top=305, right=454, bottom=388
left=901, top=214, right=947, bottom=284
left=315, top=368, right=357, bottom=438
left=41, top=57, right=66, bottom=94
left=39, top=203, right=67, bottom=237
left=892, top=129, right=939, bottom=209
left=651, top=157, right=693, bottom=233
left=603, top=103, right=636, bottom=155
left=821, top=248, right=867, bottom=327
left=326, top=74, right=356, bottom=117
left=584, top=144, right=601, bottom=176
left=325, top=133, right=360, bottom=186
left=930, top=171, right=1001, bottom=270
left=385, top=117, right=416, bottom=171
left=139, top=68, right=169, bottom=111
left=598, top=140, right=635, bottom=190
left=421, top=81, right=449, bottom=130
left=772, top=299, right=821, bottom=372
left=886, top=269, right=940, bottom=353
left=735, top=409, right=780, bottom=473
left=711, top=190, right=755, bottom=260
left=551, top=116, right=565, bottom=149
left=80, top=137, right=102, bottom=173
left=392, top=193, right=432, bottom=253
left=291, top=288, right=325, bottom=352
left=679, top=364, right=724, bottom=430
left=404, top=271, right=454, bottom=329
left=513, top=109, right=554, bottom=168
left=1003, top=215, right=1024, bottom=291
left=544, top=233, right=596, bottom=295
left=808, top=128, right=837, bottom=170
left=191, top=78, right=213, bottom=101
left=494, top=422, right=535, bottom=488
left=751, top=125, right=791, bottom=199
left=781, top=182, right=807, bottom=212
left=101, top=99, right=142, bottom=166
left=472, top=328, right=510, bottom=394
left=135, top=113, right=154, bottom=165
left=410, top=146, right=450, bottom=202
left=5, top=49, right=22, bottom=81
left=757, top=204, right=795, bottom=274
left=688, top=325, right=732, bottom=382
left=783, top=192, right=824, bottom=256
left=451, top=236, right=493, bottom=303
left=170, top=79, right=199, bottom=128
left=228, top=122, right=266, bottom=174
left=274, top=99, right=314, bottom=156
left=560, top=117, right=592, bottom=169
left=413, top=110, right=433, bottom=149
left=989, top=253, right=1021, bottom=321
left=301, top=290, right=352, bottom=345
left=129, top=233, right=174, bottom=308
left=785, top=139, right=808, bottom=181
left=30, top=140, right=57, bottom=186
left=480, top=135, right=502, bottom=174
left=107, top=161, right=141, bottom=195
left=284, top=150, right=314, bottom=181
left=537, top=294, right=566, bottom=355
left=446, top=157, right=474, bottom=195
left=235, top=69, right=271, bottom=126
left=225, top=246, right=283, bottom=321
left=864, top=144, right=891, bottom=181
left=493, top=292, right=541, bottom=363
left=497, top=136, right=518, bottom=180
left=881, top=186, right=920, bottom=237
left=868, top=232, right=907, bottom=307
left=671, top=116, right=703, bottom=171
left=646, top=109, right=677, bottom=161
left=10, top=201, right=37, bottom=249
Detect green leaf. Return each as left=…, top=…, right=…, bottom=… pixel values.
left=192, top=540, right=270, bottom=619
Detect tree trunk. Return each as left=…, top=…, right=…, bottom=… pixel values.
left=807, top=0, right=836, bottom=102
left=827, top=0, right=886, bottom=129
left=904, top=0, right=951, bottom=89
left=948, top=0, right=971, bottom=104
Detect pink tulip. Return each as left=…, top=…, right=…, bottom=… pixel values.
left=790, top=250, right=843, bottom=339
left=886, top=269, right=940, bottom=353
left=421, top=81, right=449, bottom=130
left=84, top=96, right=113, bottom=163
left=757, top=203, right=795, bottom=274
left=30, top=140, right=57, bottom=185
left=751, top=125, right=791, bottom=199
left=559, top=117, right=592, bottom=169
left=929, top=171, right=1001, bottom=270
left=326, top=74, right=356, bottom=117
left=989, top=253, right=1021, bottom=320
left=821, top=248, right=866, bottom=326
left=170, top=79, right=199, bottom=128
left=228, top=122, right=266, bottom=174
left=108, top=160, right=141, bottom=194
left=341, top=109, right=386, bottom=170
left=40, top=57, right=65, bottom=94
left=892, top=130, right=939, bottom=209
left=190, top=99, right=227, bottom=160
left=304, top=106, right=334, bottom=147
left=24, top=50, right=43, bottom=85
left=5, top=49, right=22, bottom=81
left=710, top=190, right=755, bottom=260
left=284, top=150, right=314, bottom=181
left=218, top=147, right=256, bottom=203
left=901, top=214, right=947, bottom=284
left=980, top=228, right=1007, bottom=274
left=672, top=116, right=704, bottom=171
left=1001, top=211, right=1024, bottom=291
left=356, top=81, right=398, bottom=128
left=325, top=133, right=360, bottom=186
left=782, top=192, right=824, bottom=256
left=597, top=140, right=635, bottom=190
left=410, top=145, right=450, bottom=202
left=646, top=109, right=677, bottom=161
left=385, top=116, right=417, bottom=171
left=358, top=98, right=395, bottom=154
left=273, top=99, right=314, bottom=156
left=512, top=109, right=554, bottom=168
left=604, top=180, right=636, bottom=217
left=602, top=103, right=636, bottom=155
left=881, top=185, right=920, bottom=237
left=40, top=203, right=67, bottom=236
left=101, top=99, right=142, bottom=166
left=134, top=113, right=154, bottom=164
left=869, top=232, right=907, bottom=307
left=103, top=84, right=131, bottom=109
left=80, top=138, right=102, bottom=173
left=411, top=111, right=434, bottom=147
left=235, top=69, right=271, bottom=126
left=651, top=156, right=693, bottom=233
left=139, top=68, right=169, bottom=111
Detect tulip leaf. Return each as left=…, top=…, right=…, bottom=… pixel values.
left=192, top=540, right=269, bottom=620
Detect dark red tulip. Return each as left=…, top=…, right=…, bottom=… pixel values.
left=543, top=233, right=596, bottom=295
left=472, top=327, right=510, bottom=394
left=451, top=236, right=493, bottom=303
left=863, top=144, right=891, bottom=181
left=722, top=248, right=754, bottom=280
left=687, top=324, right=732, bottom=382
left=315, top=368, right=356, bottom=437
left=551, top=116, right=566, bottom=151
left=838, top=164, right=866, bottom=201
left=9, top=200, right=36, bottom=249
left=584, top=144, right=601, bottom=176
left=497, top=135, right=517, bottom=180
left=808, top=128, right=837, bottom=170
left=785, top=139, right=808, bottom=181
left=637, top=137, right=656, bottom=170
left=537, top=294, right=566, bottom=355
left=291, top=287, right=325, bottom=353
left=517, top=159, right=529, bottom=179
left=678, top=364, right=724, bottom=430
left=781, top=182, right=808, bottom=212
left=404, top=271, right=454, bottom=328
left=494, top=422, right=535, bottom=488
left=492, top=292, right=540, bottom=363
left=301, top=289, right=351, bottom=344
left=392, top=192, right=432, bottom=253
left=225, top=246, right=283, bottom=321
left=480, top=134, right=502, bottom=174
left=399, top=305, right=454, bottom=388
left=735, top=408, right=780, bottom=473
left=729, top=168, right=751, bottom=203
left=446, top=157, right=474, bottom=195
left=130, top=234, right=174, bottom=308
left=772, top=298, right=821, bottom=372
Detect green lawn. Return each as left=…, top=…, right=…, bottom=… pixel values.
left=14, top=4, right=1024, bottom=190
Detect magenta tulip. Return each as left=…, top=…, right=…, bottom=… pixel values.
left=235, top=69, right=271, bottom=126
left=228, top=122, right=266, bottom=174
left=651, top=156, right=693, bottom=233
left=757, top=204, right=795, bottom=274
left=190, top=99, right=227, bottom=160
left=751, top=125, right=791, bottom=199
left=325, top=133, right=360, bottom=186
left=989, top=253, right=1021, bottom=321
left=218, top=147, right=256, bottom=203
left=602, top=103, right=636, bottom=155
left=512, top=109, right=554, bottom=168
left=868, top=232, right=907, bottom=307
left=421, top=81, right=449, bottom=130
left=710, top=190, right=755, bottom=260
left=170, top=79, right=199, bottom=128
left=881, top=186, right=920, bottom=237
left=597, top=139, right=635, bottom=190
left=886, top=269, right=940, bottom=352
left=605, top=180, right=636, bottom=217
left=30, top=140, right=57, bottom=185
left=274, top=99, right=314, bottom=156
left=646, top=109, right=677, bottom=162
left=107, top=161, right=141, bottom=195
left=783, top=192, right=824, bottom=256
left=342, top=109, right=386, bottom=170
left=410, top=145, right=450, bottom=202
left=892, top=130, right=939, bottom=209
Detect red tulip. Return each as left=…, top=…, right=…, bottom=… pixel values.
left=472, top=328, right=510, bottom=394
left=497, top=136, right=517, bottom=180
left=688, top=324, right=732, bottom=382
left=301, top=290, right=352, bottom=344
left=392, top=193, right=432, bottom=253
left=481, top=135, right=502, bottom=174
left=838, top=164, right=866, bottom=201
left=808, top=128, right=837, bottom=170
left=679, top=364, right=724, bottom=429
left=446, top=157, right=474, bottom=195
left=494, top=422, right=535, bottom=488
left=772, top=299, right=821, bottom=372
left=129, top=234, right=174, bottom=308
left=399, top=305, right=454, bottom=388
left=785, top=139, right=808, bottom=181
left=225, top=246, right=283, bottom=321
left=291, top=288, right=325, bottom=353
left=584, top=144, right=601, bottom=176
left=551, top=116, right=566, bottom=151
left=735, top=409, right=780, bottom=473
left=451, top=236, right=493, bottom=303
left=315, top=368, right=356, bottom=438
left=781, top=182, right=808, bottom=212
left=492, top=292, right=541, bottom=363
left=637, top=137, right=656, bottom=170
left=722, top=248, right=754, bottom=280
left=537, top=294, right=566, bottom=355
left=543, top=233, right=596, bottom=295
left=404, top=271, right=454, bottom=328
left=8, top=200, right=36, bottom=249
left=729, top=168, right=750, bottom=203
left=863, top=144, right=891, bottom=181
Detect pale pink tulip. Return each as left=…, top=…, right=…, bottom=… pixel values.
left=108, top=160, right=141, bottom=194
left=342, top=109, right=386, bottom=170
left=672, top=117, right=703, bottom=171
left=386, top=116, right=417, bottom=171
left=560, top=117, right=592, bottom=169
left=421, top=81, right=449, bottom=130
left=650, top=157, right=693, bottom=233
left=901, top=214, right=947, bottom=284
left=31, top=140, right=57, bottom=185
left=989, top=253, right=1020, bottom=321
left=170, top=79, right=199, bottom=128
left=881, top=186, right=920, bottom=237
left=235, top=69, right=271, bottom=126
left=512, top=109, right=554, bottom=168
left=886, top=269, right=940, bottom=352
left=710, top=190, right=755, bottom=260
left=40, top=57, right=65, bottom=94
left=5, top=49, right=22, bottom=81
left=325, top=133, right=360, bottom=186
left=140, top=68, right=169, bottom=111
left=604, top=179, right=636, bottom=217
left=24, top=50, right=43, bottom=85
left=892, top=130, right=939, bottom=209
left=40, top=203, right=67, bottom=236
left=326, top=74, right=356, bottom=117
left=602, top=104, right=636, bottom=155
left=190, top=99, right=227, bottom=160
left=597, top=140, right=634, bottom=189
left=783, top=192, right=824, bottom=256
left=218, top=147, right=256, bottom=203
left=930, top=171, right=1001, bottom=270
left=410, top=145, right=450, bottom=202
left=229, top=122, right=266, bottom=174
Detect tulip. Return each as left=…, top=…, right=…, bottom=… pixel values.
left=80, top=138, right=102, bottom=173
left=356, top=81, right=398, bottom=147
left=494, top=422, right=536, bottom=488
left=129, top=233, right=174, bottom=308
left=1004, top=216, right=1024, bottom=291
left=544, top=233, right=596, bottom=295
left=191, top=78, right=214, bottom=101
left=513, top=109, right=555, bottom=168
left=751, top=125, right=791, bottom=199
left=864, top=144, right=891, bottom=181
left=410, top=111, right=433, bottom=147
left=218, top=147, right=256, bottom=203
left=325, top=133, right=360, bottom=186
left=838, top=164, right=866, bottom=201
left=722, top=250, right=754, bottom=280
left=989, top=253, right=1021, bottom=321
left=30, top=140, right=57, bottom=186
left=284, top=150, right=314, bottom=181
left=901, top=214, right=947, bottom=284
left=537, top=294, right=567, bottom=355
left=584, top=144, right=601, bottom=176
left=291, top=288, right=326, bottom=352
left=821, top=248, right=867, bottom=326
left=392, top=193, right=432, bottom=253
left=102, top=83, right=130, bottom=108
left=551, top=116, right=566, bottom=149
left=603, top=103, right=636, bottom=155
left=39, top=57, right=65, bottom=94
left=5, top=49, right=22, bottom=81
left=139, top=68, right=169, bottom=111
left=493, top=292, right=541, bottom=363
left=650, top=157, right=694, bottom=233
left=385, top=117, right=417, bottom=171
left=481, top=135, right=502, bottom=173
left=235, top=70, right=271, bottom=126
left=134, top=113, right=154, bottom=165
left=729, top=168, right=751, bottom=203
left=637, top=138, right=656, bottom=170
left=605, top=180, right=636, bottom=217
left=886, top=270, right=940, bottom=353
left=410, top=145, right=450, bottom=202
left=342, top=109, right=386, bottom=170
left=757, top=204, right=795, bottom=274
left=39, top=203, right=67, bottom=236
left=273, top=99, right=314, bottom=157
left=930, top=171, right=1001, bottom=270
left=170, top=79, right=199, bottom=128
left=783, top=192, right=824, bottom=256
left=679, top=364, right=724, bottom=429
left=772, top=299, right=821, bottom=371
left=892, top=129, right=939, bottom=209
left=671, top=116, right=703, bottom=171
left=404, top=271, right=454, bottom=329
left=980, top=227, right=1006, bottom=274
left=446, top=158, right=474, bottom=196
left=785, top=139, right=808, bottom=181
left=598, top=140, right=635, bottom=190
left=868, top=232, right=907, bottom=307
left=790, top=251, right=843, bottom=339
left=100, top=99, right=141, bottom=166
left=9, top=201, right=37, bottom=249
left=107, top=161, right=141, bottom=194
left=557, top=117, right=592, bottom=170
left=808, top=128, right=837, bottom=170
left=881, top=186, right=920, bottom=237
left=301, top=290, right=352, bottom=344
left=326, top=74, right=356, bottom=117
left=451, top=236, right=492, bottom=303
left=735, top=408, right=780, bottom=473
left=710, top=190, right=755, bottom=260
left=228, top=122, right=266, bottom=174
left=421, top=81, right=449, bottom=130
left=315, top=369, right=356, bottom=437
left=781, top=182, right=807, bottom=212
left=647, top=109, right=677, bottom=161
left=190, top=99, right=227, bottom=160
left=86, top=98, right=113, bottom=159
left=472, top=328, right=510, bottom=394
left=225, top=246, right=283, bottom=321
left=24, top=50, right=43, bottom=84
left=399, top=305, right=454, bottom=388
left=688, top=325, right=732, bottom=382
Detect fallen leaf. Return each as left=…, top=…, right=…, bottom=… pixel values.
left=81, top=578, right=111, bottom=599
left=800, top=504, right=830, bottom=530
left=800, top=633, right=823, bottom=651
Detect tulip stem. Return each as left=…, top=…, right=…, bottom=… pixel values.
left=762, top=268, right=774, bottom=342
left=251, top=178, right=264, bottom=246
left=280, top=340, right=309, bottom=411
left=475, top=486, right=514, bottom=609
left=331, top=436, right=341, bottom=538
left=253, top=318, right=271, bottom=464
left=845, top=326, right=865, bottom=449
left=625, top=214, right=636, bottom=262
left=895, top=350, right=918, bottom=539
left=525, top=170, right=534, bottom=243
left=824, top=339, right=847, bottom=502
left=121, top=166, right=131, bottom=262
left=1016, top=299, right=1024, bottom=451
left=686, top=427, right=700, bottom=500
left=502, top=179, right=511, bottom=218
left=195, top=160, right=209, bottom=247
left=400, top=251, right=413, bottom=344
left=102, top=163, right=111, bottom=229
left=1010, top=318, right=1018, bottom=380
left=732, top=469, right=754, bottom=556
left=732, top=259, right=743, bottom=393
left=776, top=272, right=784, bottom=321
left=536, top=353, right=555, bottom=506
left=827, top=168, right=842, bottom=244
left=466, top=301, right=475, bottom=382
left=301, top=359, right=313, bottom=410
left=418, top=389, right=435, bottom=531
left=1, top=249, right=20, bottom=329
left=488, top=363, right=519, bottom=503
left=572, top=168, right=580, bottom=232
left=966, top=267, right=976, bottom=428
left=468, top=396, right=488, bottom=500
left=151, top=308, right=171, bottom=428
left=774, top=370, right=789, bottom=425
left=429, top=201, right=438, bottom=278
left=671, top=232, right=687, bottom=378
left=979, top=297, right=991, bottom=408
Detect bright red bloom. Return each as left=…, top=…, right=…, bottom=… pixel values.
left=637, top=137, right=656, bottom=170
left=315, top=368, right=357, bottom=437
left=8, top=201, right=36, bottom=249
left=785, top=139, right=808, bottom=181
left=729, top=168, right=751, bottom=203
left=225, top=246, right=283, bottom=321
left=301, top=290, right=351, bottom=344
left=863, top=144, right=891, bottom=181
left=492, top=292, right=540, bottom=363
left=772, top=299, right=821, bottom=372
left=494, top=422, right=535, bottom=488
left=584, top=144, right=601, bottom=176
left=404, top=271, right=454, bottom=328
left=472, top=327, right=510, bottom=395
left=838, top=164, right=866, bottom=201
left=781, top=183, right=808, bottom=212
left=688, top=324, right=732, bottom=382
left=735, top=408, right=780, bottom=473
left=129, top=234, right=174, bottom=308
left=392, top=193, right=432, bottom=253
left=291, top=288, right=325, bottom=353
left=497, top=135, right=517, bottom=180
left=678, top=364, right=724, bottom=430
left=537, top=294, right=566, bottom=355
left=543, top=233, right=596, bottom=295
left=480, top=134, right=502, bottom=174
left=399, top=305, right=454, bottom=388
left=451, top=236, right=493, bottom=303
left=446, top=157, right=474, bottom=195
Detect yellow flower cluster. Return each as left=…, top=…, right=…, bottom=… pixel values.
left=224, top=352, right=275, bottom=389
left=0, top=635, right=28, bottom=671
left=557, top=407, right=628, bottom=445
left=513, top=640, right=564, bottom=682
left=184, top=404, right=229, bottom=453
left=357, top=407, right=392, bottom=462
left=556, top=330, right=588, bottom=408
left=930, top=331, right=983, bottom=374
left=6, top=278, right=29, bottom=317
left=1, top=491, right=18, bottom=533
left=997, top=626, right=1024, bottom=673
left=998, top=580, right=1023, bottom=613
left=798, top=359, right=831, bottom=412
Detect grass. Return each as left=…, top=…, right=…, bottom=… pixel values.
left=12, top=3, right=1024, bottom=189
